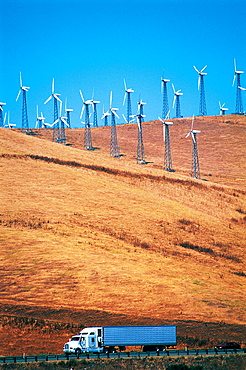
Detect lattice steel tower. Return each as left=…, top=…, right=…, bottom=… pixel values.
left=193, top=65, right=207, bottom=116
left=233, top=59, right=244, bottom=114
left=186, top=116, right=201, bottom=179
left=91, top=93, right=100, bottom=127
left=44, top=78, right=62, bottom=141
left=65, top=99, right=73, bottom=128
left=79, top=90, right=93, bottom=150
left=109, top=92, right=120, bottom=157
left=136, top=114, right=146, bottom=164
left=161, top=77, right=170, bottom=119
left=123, top=79, right=134, bottom=123
left=159, top=112, right=173, bottom=171
left=132, top=99, right=147, bottom=164
left=16, top=72, right=30, bottom=133
left=172, top=83, right=183, bottom=118
left=51, top=101, right=68, bottom=144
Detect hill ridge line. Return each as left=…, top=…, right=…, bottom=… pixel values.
left=1, top=153, right=244, bottom=195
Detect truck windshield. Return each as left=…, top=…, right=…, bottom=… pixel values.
left=71, top=337, right=80, bottom=341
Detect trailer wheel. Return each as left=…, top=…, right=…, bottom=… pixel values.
left=75, top=348, right=81, bottom=357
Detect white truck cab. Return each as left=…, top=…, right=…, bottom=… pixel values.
left=63, top=327, right=103, bottom=355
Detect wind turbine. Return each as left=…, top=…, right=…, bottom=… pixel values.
left=101, top=105, right=110, bottom=126
left=185, top=115, right=201, bottom=179
left=123, top=79, right=134, bottom=123
left=161, top=75, right=170, bottom=119
left=64, top=98, right=73, bottom=128
left=158, top=111, right=173, bottom=172
left=232, top=59, right=244, bottom=114
left=172, top=83, right=183, bottom=118
left=218, top=101, right=228, bottom=115
left=109, top=91, right=120, bottom=157
left=130, top=108, right=146, bottom=165
left=44, top=78, right=62, bottom=128
left=193, top=65, right=207, bottom=116
left=16, top=72, right=30, bottom=133
left=137, top=98, right=146, bottom=119
left=35, top=105, right=49, bottom=128
left=79, top=90, right=93, bottom=150
left=0, top=102, right=6, bottom=127
left=91, top=92, right=100, bottom=127
left=51, top=100, right=69, bottom=144
left=4, top=112, right=16, bottom=129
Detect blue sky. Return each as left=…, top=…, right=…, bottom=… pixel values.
left=1, top=0, right=246, bottom=128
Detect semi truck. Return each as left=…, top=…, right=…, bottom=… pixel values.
left=63, top=325, right=176, bottom=355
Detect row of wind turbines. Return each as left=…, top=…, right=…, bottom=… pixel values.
left=0, top=59, right=245, bottom=179
left=1, top=58, right=245, bottom=132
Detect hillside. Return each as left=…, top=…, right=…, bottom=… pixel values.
left=0, top=115, right=245, bottom=355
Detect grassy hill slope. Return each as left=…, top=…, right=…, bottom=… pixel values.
left=0, top=115, right=245, bottom=355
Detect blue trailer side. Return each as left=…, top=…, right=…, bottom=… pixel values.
left=103, top=325, right=176, bottom=347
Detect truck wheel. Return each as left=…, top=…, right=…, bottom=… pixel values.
left=75, top=348, right=81, bottom=357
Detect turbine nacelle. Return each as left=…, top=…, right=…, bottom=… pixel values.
left=158, top=117, right=173, bottom=126
left=185, top=116, right=201, bottom=142
left=0, top=102, right=6, bottom=111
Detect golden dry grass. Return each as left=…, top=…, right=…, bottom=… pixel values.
left=0, top=115, right=245, bottom=355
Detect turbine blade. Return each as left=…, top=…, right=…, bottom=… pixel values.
left=79, top=90, right=85, bottom=102
left=19, top=71, right=23, bottom=87
left=201, top=65, right=207, bottom=72
left=185, top=131, right=191, bottom=138
left=163, top=123, right=166, bottom=142
left=16, top=90, right=21, bottom=101
left=52, top=78, right=55, bottom=94
left=44, top=95, right=52, bottom=104
left=36, top=105, right=39, bottom=117
left=122, top=113, right=127, bottom=123
left=80, top=104, right=85, bottom=119
left=193, top=66, right=199, bottom=73
left=59, top=101, right=62, bottom=117
left=232, top=74, right=236, bottom=87
left=110, top=91, right=112, bottom=108
left=172, top=83, right=175, bottom=93
left=124, top=79, right=127, bottom=91
left=112, top=110, right=119, bottom=119
left=191, top=132, right=195, bottom=143
left=54, top=94, right=62, bottom=103
left=123, top=92, right=126, bottom=106
left=234, top=58, right=237, bottom=73
left=172, top=95, right=176, bottom=109
left=191, top=115, right=195, bottom=131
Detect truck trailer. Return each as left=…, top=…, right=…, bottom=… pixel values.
left=63, top=325, right=176, bottom=355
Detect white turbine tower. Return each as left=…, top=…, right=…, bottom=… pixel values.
left=218, top=101, right=228, bottom=115
left=185, top=115, right=201, bottom=179
left=193, top=65, right=207, bottom=116
left=0, top=102, right=6, bottom=127
left=123, top=79, right=134, bottom=123
left=158, top=111, right=173, bottom=172
left=172, top=83, right=183, bottom=118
